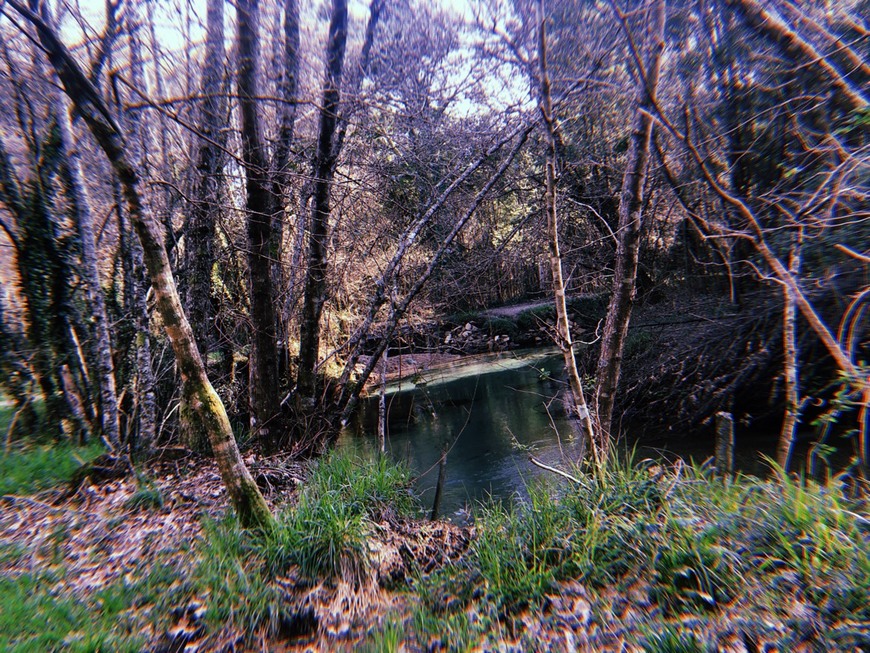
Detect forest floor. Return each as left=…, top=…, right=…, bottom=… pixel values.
left=1, top=445, right=869, bottom=652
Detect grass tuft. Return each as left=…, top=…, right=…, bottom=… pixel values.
left=195, top=450, right=419, bottom=640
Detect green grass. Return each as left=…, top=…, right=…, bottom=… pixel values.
left=195, top=450, right=418, bottom=640
left=516, top=305, right=555, bottom=331
left=408, top=456, right=870, bottom=650
left=641, top=625, right=708, bottom=653
left=4, top=442, right=866, bottom=651
left=0, top=570, right=144, bottom=652
left=0, top=441, right=105, bottom=495
left=124, top=481, right=165, bottom=512
left=474, top=484, right=573, bottom=611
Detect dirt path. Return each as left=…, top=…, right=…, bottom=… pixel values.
left=481, top=298, right=551, bottom=318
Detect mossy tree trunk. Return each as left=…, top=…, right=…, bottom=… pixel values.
left=179, top=0, right=228, bottom=453
left=12, top=0, right=274, bottom=529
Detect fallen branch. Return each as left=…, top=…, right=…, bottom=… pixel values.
left=528, top=455, right=581, bottom=484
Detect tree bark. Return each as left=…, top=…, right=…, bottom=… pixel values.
left=178, top=0, right=227, bottom=453
left=183, top=0, right=227, bottom=363
left=271, top=0, right=300, bottom=383
left=537, top=0, right=600, bottom=468
left=777, top=233, right=802, bottom=471
left=122, top=17, right=158, bottom=455
left=237, top=0, right=282, bottom=450
left=11, top=0, right=273, bottom=529
left=595, top=0, right=666, bottom=441
left=297, top=0, right=349, bottom=403
left=50, top=83, right=122, bottom=451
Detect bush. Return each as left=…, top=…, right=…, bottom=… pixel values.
left=485, top=317, right=519, bottom=339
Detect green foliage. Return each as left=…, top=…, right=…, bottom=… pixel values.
left=650, top=523, right=739, bottom=613
left=411, top=454, right=869, bottom=650
left=304, top=450, right=417, bottom=520
left=0, top=441, right=105, bottom=495
left=445, top=310, right=482, bottom=327
left=566, top=294, right=608, bottom=318
left=195, top=451, right=419, bottom=639
left=194, top=516, right=287, bottom=636
left=267, top=496, right=371, bottom=583
left=411, top=568, right=493, bottom=653
left=361, top=618, right=406, bottom=653
left=485, top=317, right=519, bottom=338
left=473, top=485, right=572, bottom=611
left=623, top=329, right=655, bottom=359
left=124, top=481, right=165, bottom=512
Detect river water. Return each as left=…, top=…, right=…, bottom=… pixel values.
left=338, top=349, right=796, bottom=521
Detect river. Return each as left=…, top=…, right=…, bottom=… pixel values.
left=339, top=348, right=818, bottom=520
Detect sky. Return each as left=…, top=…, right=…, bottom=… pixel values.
left=59, top=0, right=476, bottom=49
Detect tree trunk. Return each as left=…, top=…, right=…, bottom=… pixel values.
left=237, top=0, right=282, bottom=451
left=777, top=234, right=802, bottom=471
left=179, top=0, right=228, bottom=452
left=12, top=0, right=273, bottom=529
left=537, top=0, right=599, bottom=468
left=51, top=82, right=122, bottom=451
left=121, top=21, right=158, bottom=455
left=297, top=0, right=348, bottom=403
left=183, top=0, right=227, bottom=363
left=595, top=0, right=666, bottom=441
left=271, top=0, right=299, bottom=347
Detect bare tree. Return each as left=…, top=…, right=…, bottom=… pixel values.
left=296, top=0, right=349, bottom=404
left=595, top=0, right=666, bottom=441
left=237, top=0, right=282, bottom=450
left=7, top=0, right=274, bottom=528
left=537, top=0, right=600, bottom=467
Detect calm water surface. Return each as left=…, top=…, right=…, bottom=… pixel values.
left=339, top=349, right=793, bottom=520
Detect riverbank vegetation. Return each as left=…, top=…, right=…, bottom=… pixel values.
left=1, top=449, right=868, bottom=650
left=0, top=0, right=867, bottom=647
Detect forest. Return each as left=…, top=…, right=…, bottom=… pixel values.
left=0, top=0, right=867, bottom=649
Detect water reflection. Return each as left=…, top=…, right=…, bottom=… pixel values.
left=340, top=350, right=586, bottom=520
left=339, top=348, right=846, bottom=521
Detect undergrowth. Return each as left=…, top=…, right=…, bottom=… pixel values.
left=0, top=557, right=185, bottom=653
left=5, top=439, right=866, bottom=651
left=410, top=457, right=870, bottom=651
left=195, top=450, right=416, bottom=639
left=0, top=440, right=105, bottom=495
